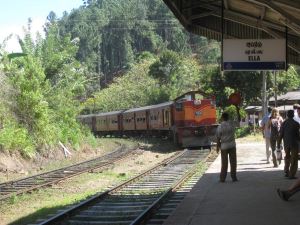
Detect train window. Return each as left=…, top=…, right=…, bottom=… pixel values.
left=143, top=118, right=145, bottom=122
left=185, top=94, right=192, bottom=100
left=175, top=102, right=183, bottom=111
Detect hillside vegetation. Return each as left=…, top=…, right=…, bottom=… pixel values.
left=0, top=0, right=299, bottom=157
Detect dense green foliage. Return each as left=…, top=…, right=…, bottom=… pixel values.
left=0, top=20, right=88, bottom=157
left=57, top=0, right=209, bottom=89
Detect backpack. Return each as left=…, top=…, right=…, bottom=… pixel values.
left=270, top=118, right=280, bottom=138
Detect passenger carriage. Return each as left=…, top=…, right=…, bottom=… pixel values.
left=148, top=101, right=173, bottom=136
left=94, top=111, right=123, bottom=136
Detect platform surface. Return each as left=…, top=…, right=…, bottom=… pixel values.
left=163, top=141, right=300, bottom=225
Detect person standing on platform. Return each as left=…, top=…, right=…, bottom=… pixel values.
left=216, top=112, right=238, bottom=183
left=267, top=108, right=283, bottom=167
left=261, top=107, right=272, bottom=163
left=279, top=110, right=300, bottom=179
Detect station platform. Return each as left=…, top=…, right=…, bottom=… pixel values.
left=163, top=141, right=300, bottom=225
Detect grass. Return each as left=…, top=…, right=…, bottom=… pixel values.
left=236, top=131, right=264, bottom=143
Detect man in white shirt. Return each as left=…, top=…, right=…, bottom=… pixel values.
left=293, top=104, right=300, bottom=124
left=261, top=107, right=272, bottom=163
left=216, top=112, right=238, bottom=182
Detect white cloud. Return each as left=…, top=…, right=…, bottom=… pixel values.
left=1, top=17, right=46, bottom=53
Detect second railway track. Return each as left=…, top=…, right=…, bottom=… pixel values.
left=0, top=145, right=135, bottom=201
left=35, top=148, right=212, bottom=225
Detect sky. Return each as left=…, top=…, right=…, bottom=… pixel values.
left=0, top=0, right=83, bottom=52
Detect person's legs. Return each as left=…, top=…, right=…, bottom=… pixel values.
left=228, top=147, right=237, bottom=181
left=289, top=148, right=298, bottom=178
left=284, top=147, right=291, bottom=177
left=270, top=138, right=278, bottom=167
left=278, top=178, right=300, bottom=201
left=265, top=137, right=270, bottom=163
left=220, top=150, right=228, bottom=182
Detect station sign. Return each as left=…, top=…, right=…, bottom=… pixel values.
left=223, top=39, right=286, bottom=71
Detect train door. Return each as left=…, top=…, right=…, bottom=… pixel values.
left=146, top=110, right=150, bottom=130
left=164, top=109, right=170, bottom=127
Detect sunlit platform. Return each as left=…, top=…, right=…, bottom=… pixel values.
left=163, top=142, right=300, bottom=225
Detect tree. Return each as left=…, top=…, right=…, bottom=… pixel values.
left=200, top=65, right=300, bottom=108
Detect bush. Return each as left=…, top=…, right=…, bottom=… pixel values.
left=0, top=119, right=35, bottom=158
left=235, top=126, right=251, bottom=138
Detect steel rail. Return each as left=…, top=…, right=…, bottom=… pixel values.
left=0, top=146, right=134, bottom=201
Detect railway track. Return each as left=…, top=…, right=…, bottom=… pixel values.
left=145, top=149, right=218, bottom=225
left=0, top=146, right=134, bottom=201
left=34, top=148, right=211, bottom=225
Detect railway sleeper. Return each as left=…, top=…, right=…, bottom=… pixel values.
left=146, top=219, right=164, bottom=225
left=104, top=197, right=158, bottom=202
left=88, top=205, right=149, bottom=211
left=79, top=209, right=143, bottom=216
left=73, top=214, right=139, bottom=221
left=93, top=201, right=154, bottom=206
left=68, top=219, right=131, bottom=225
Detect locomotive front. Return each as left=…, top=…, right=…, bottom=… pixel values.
left=172, top=91, right=218, bottom=148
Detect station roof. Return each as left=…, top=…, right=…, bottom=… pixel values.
left=163, top=0, right=300, bottom=66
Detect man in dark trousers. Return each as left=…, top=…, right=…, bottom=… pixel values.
left=279, top=110, right=300, bottom=179
left=216, top=112, right=238, bottom=182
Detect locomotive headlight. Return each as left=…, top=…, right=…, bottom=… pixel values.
left=194, top=100, right=201, bottom=105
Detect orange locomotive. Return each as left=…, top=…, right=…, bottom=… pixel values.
left=78, top=91, right=218, bottom=147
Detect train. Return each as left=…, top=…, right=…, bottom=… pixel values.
left=78, top=90, right=218, bottom=147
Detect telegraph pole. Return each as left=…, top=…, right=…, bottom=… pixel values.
left=261, top=71, right=267, bottom=116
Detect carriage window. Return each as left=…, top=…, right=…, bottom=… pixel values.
left=175, top=102, right=183, bottom=111
left=185, top=94, right=192, bottom=101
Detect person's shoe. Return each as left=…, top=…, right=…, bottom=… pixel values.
left=289, top=176, right=297, bottom=179
left=284, top=173, right=289, bottom=178
left=277, top=188, right=290, bottom=201
left=232, top=178, right=238, bottom=182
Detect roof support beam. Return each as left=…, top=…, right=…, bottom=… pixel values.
left=224, top=0, right=229, bottom=10
left=245, top=0, right=300, bottom=34
left=259, top=6, right=266, bottom=20
left=192, top=3, right=285, bottom=33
